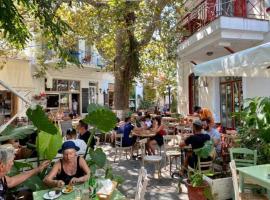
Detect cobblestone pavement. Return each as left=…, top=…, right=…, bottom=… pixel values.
left=102, top=144, right=189, bottom=200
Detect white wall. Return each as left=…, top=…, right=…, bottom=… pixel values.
left=197, top=77, right=220, bottom=122
left=176, top=61, right=193, bottom=115
left=243, top=77, right=270, bottom=99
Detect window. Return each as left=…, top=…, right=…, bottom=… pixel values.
left=46, top=79, right=80, bottom=92
left=59, top=93, right=69, bottom=108
left=188, top=73, right=199, bottom=114
left=46, top=94, right=59, bottom=108
left=220, top=77, right=242, bottom=129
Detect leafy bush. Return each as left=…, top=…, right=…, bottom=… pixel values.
left=235, top=97, right=270, bottom=164
left=138, top=99, right=154, bottom=110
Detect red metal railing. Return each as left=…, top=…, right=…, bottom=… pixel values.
left=180, top=0, right=267, bottom=41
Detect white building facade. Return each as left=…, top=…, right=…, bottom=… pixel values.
left=177, top=0, right=270, bottom=128
left=0, top=39, right=115, bottom=124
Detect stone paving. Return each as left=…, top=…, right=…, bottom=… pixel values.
left=102, top=144, right=189, bottom=200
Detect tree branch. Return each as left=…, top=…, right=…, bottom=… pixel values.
left=78, top=0, right=108, bottom=8
left=138, top=0, right=171, bottom=49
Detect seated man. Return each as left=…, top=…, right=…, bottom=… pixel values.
left=66, top=128, right=87, bottom=155
left=203, top=118, right=221, bottom=157
left=179, top=120, right=211, bottom=170
left=77, top=120, right=95, bottom=149
left=122, top=117, right=137, bottom=147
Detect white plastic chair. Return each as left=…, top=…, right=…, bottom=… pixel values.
left=135, top=167, right=148, bottom=200
left=114, top=134, right=132, bottom=162
left=230, top=160, right=267, bottom=200
left=139, top=138, right=162, bottom=178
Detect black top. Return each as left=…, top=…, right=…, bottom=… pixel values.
left=79, top=131, right=95, bottom=149
left=56, top=156, right=85, bottom=185
left=185, top=133, right=210, bottom=150
left=0, top=177, right=8, bottom=200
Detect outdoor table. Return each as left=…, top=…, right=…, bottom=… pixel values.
left=238, top=164, right=270, bottom=198
left=132, top=130, right=156, bottom=138
left=33, top=183, right=126, bottom=200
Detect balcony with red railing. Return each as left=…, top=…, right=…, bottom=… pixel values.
left=180, top=0, right=267, bottom=42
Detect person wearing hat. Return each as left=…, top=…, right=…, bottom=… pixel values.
left=43, top=141, right=90, bottom=187
left=179, top=119, right=211, bottom=173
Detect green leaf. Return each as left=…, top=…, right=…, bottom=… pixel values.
left=84, top=105, right=116, bottom=132
left=13, top=161, right=33, bottom=171
left=37, top=130, right=62, bottom=160
left=18, top=175, right=46, bottom=191
left=0, top=125, right=36, bottom=142
left=26, top=105, right=58, bottom=135
left=87, top=103, right=104, bottom=114
left=89, top=148, right=106, bottom=168
left=193, top=140, right=213, bottom=159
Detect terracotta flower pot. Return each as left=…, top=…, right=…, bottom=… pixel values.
left=186, top=181, right=209, bottom=200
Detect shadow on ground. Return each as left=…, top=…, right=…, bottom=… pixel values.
left=101, top=144, right=189, bottom=200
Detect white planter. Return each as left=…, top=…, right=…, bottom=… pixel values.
left=203, top=175, right=233, bottom=200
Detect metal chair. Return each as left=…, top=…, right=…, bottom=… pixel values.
left=114, top=134, right=132, bottom=162
left=135, top=167, right=148, bottom=200
left=230, top=160, right=267, bottom=200
left=163, top=135, right=181, bottom=175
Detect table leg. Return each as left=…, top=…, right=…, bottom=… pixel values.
left=239, top=172, right=244, bottom=193
left=267, top=189, right=270, bottom=199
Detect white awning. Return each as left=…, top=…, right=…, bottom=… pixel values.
left=194, top=42, right=270, bottom=77
left=0, top=59, right=34, bottom=90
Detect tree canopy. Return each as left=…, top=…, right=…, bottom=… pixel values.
left=1, top=0, right=185, bottom=111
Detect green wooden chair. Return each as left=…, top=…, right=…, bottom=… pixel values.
left=229, top=148, right=257, bottom=168
left=229, top=148, right=264, bottom=192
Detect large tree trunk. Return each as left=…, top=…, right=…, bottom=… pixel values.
left=113, top=10, right=139, bottom=119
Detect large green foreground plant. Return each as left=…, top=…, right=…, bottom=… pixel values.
left=235, top=97, right=270, bottom=164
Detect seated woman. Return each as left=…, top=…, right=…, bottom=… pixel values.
left=0, top=145, right=49, bottom=199
left=147, top=116, right=166, bottom=155
left=43, top=141, right=90, bottom=187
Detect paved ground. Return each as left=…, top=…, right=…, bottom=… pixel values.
left=102, top=144, right=189, bottom=200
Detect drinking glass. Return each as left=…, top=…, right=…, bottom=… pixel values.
left=95, top=169, right=105, bottom=178
left=82, top=188, right=90, bottom=200
left=75, top=188, right=82, bottom=200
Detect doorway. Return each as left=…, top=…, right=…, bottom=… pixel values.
left=220, top=77, right=242, bottom=129
left=71, top=94, right=80, bottom=115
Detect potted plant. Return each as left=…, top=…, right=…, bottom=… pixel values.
left=203, top=170, right=233, bottom=200
left=184, top=140, right=214, bottom=200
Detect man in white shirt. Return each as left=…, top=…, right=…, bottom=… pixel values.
left=66, top=128, right=87, bottom=155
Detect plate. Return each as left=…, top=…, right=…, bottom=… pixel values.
left=62, top=186, right=74, bottom=194
left=43, top=191, right=61, bottom=200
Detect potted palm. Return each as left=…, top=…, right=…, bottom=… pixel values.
left=184, top=140, right=214, bottom=200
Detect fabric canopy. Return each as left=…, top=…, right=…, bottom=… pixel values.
left=0, top=59, right=34, bottom=90
left=194, top=42, right=270, bottom=77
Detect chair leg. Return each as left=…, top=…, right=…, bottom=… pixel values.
left=119, top=149, right=122, bottom=161
left=169, top=156, right=172, bottom=176
left=158, top=161, right=161, bottom=179
left=114, top=148, right=117, bottom=162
